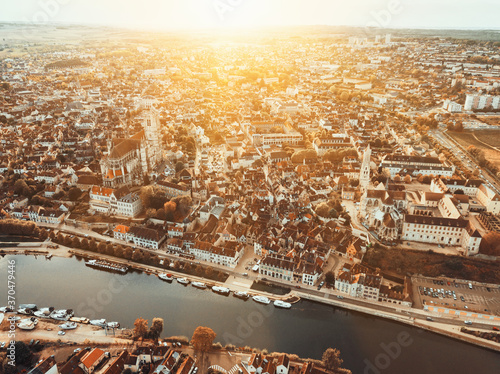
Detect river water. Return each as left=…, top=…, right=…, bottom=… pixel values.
left=1, top=255, right=499, bottom=374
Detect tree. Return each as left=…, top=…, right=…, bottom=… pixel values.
left=480, top=232, right=500, bottom=256
left=315, top=203, right=330, bottom=218
left=68, top=187, right=82, bottom=201
left=404, top=175, right=412, bottom=184
left=71, top=236, right=81, bottom=249
left=149, top=318, right=164, bottom=340
left=14, top=341, right=33, bottom=366
left=97, top=242, right=107, bottom=254
left=322, top=348, right=344, bottom=372
left=191, top=326, right=216, bottom=352
left=133, top=317, right=148, bottom=339
left=325, top=271, right=335, bottom=285
left=175, top=161, right=185, bottom=173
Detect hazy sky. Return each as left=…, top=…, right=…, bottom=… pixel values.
left=1, top=0, right=500, bottom=30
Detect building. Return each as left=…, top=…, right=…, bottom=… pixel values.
left=259, top=253, right=295, bottom=282
left=401, top=215, right=482, bottom=255
left=359, top=145, right=371, bottom=191
left=189, top=240, right=243, bottom=268
left=476, top=184, right=500, bottom=214
left=79, top=348, right=105, bottom=374
left=464, top=94, right=500, bottom=111
left=380, top=155, right=454, bottom=178
left=100, top=107, right=163, bottom=188
left=28, top=356, right=59, bottom=374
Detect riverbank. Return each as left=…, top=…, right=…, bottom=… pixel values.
left=2, top=247, right=500, bottom=354
left=0, top=314, right=132, bottom=345
left=300, top=292, right=500, bottom=353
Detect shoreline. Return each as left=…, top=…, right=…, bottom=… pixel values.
left=2, top=248, right=500, bottom=353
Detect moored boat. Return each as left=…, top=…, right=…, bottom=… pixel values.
left=192, top=282, right=207, bottom=289
left=17, top=318, right=37, bottom=330
left=85, top=259, right=128, bottom=273
left=106, top=322, right=120, bottom=328
left=233, top=291, right=249, bottom=300
left=212, top=286, right=231, bottom=295
left=34, top=307, right=54, bottom=318
left=59, top=322, right=78, bottom=330
left=50, top=309, right=73, bottom=321
left=252, top=295, right=270, bottom=305
left=273, top=300, right=292, bottom=309
left=177, top=278, right=190, bottom=285
left=158, top=273, right=174, bottom=282
left=89, top=319, right=107, bottom=328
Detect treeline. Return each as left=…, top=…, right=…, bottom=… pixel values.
left=45, top=58, right=90, bottom=70
left=0, top=219, right=39, bottom=237
left=461, top=328, right=500, bottom=343
left=48, top=232, right=228, bottom=282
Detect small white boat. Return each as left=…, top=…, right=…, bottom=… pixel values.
left=273, top=300, right=292, bottom=309
left=34, top=307, right=53, bottom=318
left=106, top=322, right=120, bottom=328
left=192, top=282, right=207, bottom=289
left=212, top=286, right=230, bottom=295
left=177, top=278, right=190, bottom=285
left=17, top=318, right=37, bottom=330
left=59, top=322, right=78, bottom=330
left=0, top=306, right=13, bottom=313
left=7, top=316, right=21, bottom=321
left=158, top=273, right=174, bottom=282
left=252, top=296, right=270, bottom=305
left=233, top=291, right=249, bottom=300
left=89, top=319, right=107, bottom=328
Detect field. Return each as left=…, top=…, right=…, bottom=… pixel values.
left=449, top=130, right=500, bottom=169
left=364, top=246, right=500, bottom=284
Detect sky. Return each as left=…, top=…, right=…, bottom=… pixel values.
left=1, top=0, right=500, bottom=31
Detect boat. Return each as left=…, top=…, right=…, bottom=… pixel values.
left=85, top=259, right=128, bottom=273
left=0, top=306, right=14, bottom=313
left=212, top=286, right=231, bottom=295
left=19, top=304, right=37, bottom=310
left=7, top=316, right=21, bottom=321
left=70, top=317, right=90, bottom=324
left=273, top=300, right=292, bottom=309
left=46, top=254, right=53, bottom=259
left=89, top=319, right=107, bottom=327
left=50, top=309, right=73, bottom=321
left=17, top=308, right=35, bottom=315
left=177, top=278, right=190, bottom=285
left=252, top=295, right=270, bottom=305
left=192, top=282, right=207, bottom=289
left=59, top=322, right=78, bottom=330
left=34, top=307, right=54, bottom=318
left=233, top=291, right=249, bottom=300
left=106, top=322, right=120, bottom=329
left=158, top=273, right=174, bottom=282
left=17, top=318, right=38, bottom=330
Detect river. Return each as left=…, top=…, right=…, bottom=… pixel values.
left=1, top=255, right=499, bottom=374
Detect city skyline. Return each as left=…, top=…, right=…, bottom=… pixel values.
left=1, top=0, right=500, bottom=31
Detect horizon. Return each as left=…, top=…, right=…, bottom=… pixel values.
left=1, top=0, right=500, bottom=32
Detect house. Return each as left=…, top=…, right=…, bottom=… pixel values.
left=127, top=226, right=166, bottom=249
left=28, top=356, right=59, bottom=374
left=113, top=224, right=130, bottom=241
left=102, top=351, right=129, bottom=374
left=79, top=348, right=105, bottom=374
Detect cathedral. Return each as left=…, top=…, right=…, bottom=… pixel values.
left=100, top=106, right=162, bottom=188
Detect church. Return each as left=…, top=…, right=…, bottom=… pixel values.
left=100, top=106, right=163, bottom=188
